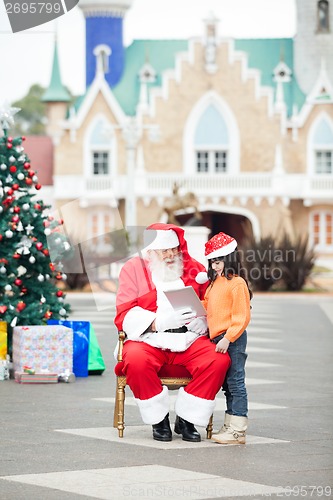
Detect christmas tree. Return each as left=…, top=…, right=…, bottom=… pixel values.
left=0, top=103, right=71, bottom=350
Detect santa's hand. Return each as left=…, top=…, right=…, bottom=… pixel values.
left=155, top=310, right=195, bottom=332
left=186, top=316, right=207, bottom=335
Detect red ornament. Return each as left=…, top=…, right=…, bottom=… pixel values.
left=7, top=136, right=13, bottom=142
left=35, top=184, right=42, bottom=190
left=36, top=242, right=43, bottom=251
left=9, top=165, right=17, bottom=173
left=56, top=290, right=63, bottom=297
left=12, top=183, right=19, bottom=190
left=34, top=203, right=42, bottom=210
left=25, top=178, right=33, bottom=185
left=23, top=162, right=30, bottom=170
left=28, top=170, right=35, bottom=178
left=7, top=143, right=12, bottom=149
left=16, top=301, right=26, bottom=312
left=0, top=305, right=8, bottom=314
left=13, top=206, right=20, bottom=213
left=22, top=136, right=26, bottom=141
left=7, top=188, right=13, bottom=196
left=49, top=263, right=56, bottom=271
left=21, top=287, right=27, bottom=293
left=3, top=197, right=14, bottom=207
left=0, top=235, right=2, bottom=242
left=43, top=220, right=50, bottom=227
left=44, top=311, right=52, bottom=319
left=13, top=253, right=21, bottom=259
left=42, top=249, right=49, bottom=256
left=11, top=215, right=19, bottom=223
left=55, top=273, right=62, bottom=280
left=14, top=278, right=22, bottom=286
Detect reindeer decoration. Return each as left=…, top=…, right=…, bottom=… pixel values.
left=162, top=182, right=203, bottom=225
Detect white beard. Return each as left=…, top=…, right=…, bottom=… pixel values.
left=148, top=252, right=184, bottom=282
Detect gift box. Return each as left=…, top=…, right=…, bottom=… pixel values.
left=0, top=321, right=7, bottom=360
left=13, top=325, right=73, bottom=375
left=48, top=320, right=105, bottom=376
left=15, top=371, right=58, bottom=384
left=48, top=320, right=90, bottom=377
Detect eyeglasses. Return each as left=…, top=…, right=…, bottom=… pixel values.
left=160, top=247, right=180, bottom=255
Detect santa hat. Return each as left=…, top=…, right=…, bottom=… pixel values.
left=205, top=232, right=237, bottom=259
left=143, top=227, right=179, bottom=250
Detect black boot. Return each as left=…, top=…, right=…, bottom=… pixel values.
left=174, top=415, right=201, bottom=442
left=152, top=413, right=172, bottom=441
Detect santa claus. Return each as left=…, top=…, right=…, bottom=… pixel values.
left=114, top=223, right=231, bottom=442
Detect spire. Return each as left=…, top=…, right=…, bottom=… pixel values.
left=42, top=38, right=71, bottom=102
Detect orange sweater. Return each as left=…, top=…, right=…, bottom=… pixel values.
left=202, top=276, right=251, bottom=343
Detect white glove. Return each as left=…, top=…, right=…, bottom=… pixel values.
left=155, top=309, right=195, bottom=332
left=186, top=316, right=208, bottom=335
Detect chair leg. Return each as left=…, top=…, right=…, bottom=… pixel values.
left=116, top=383, right=125, bottom=438
left=113, top=383, right=120, bottom=429
left=206, top=414, right=213, bottom=439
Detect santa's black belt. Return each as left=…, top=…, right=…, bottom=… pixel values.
left=164, top=326, right=188, bottom=333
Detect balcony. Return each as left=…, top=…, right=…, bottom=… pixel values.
left=53, top=173, right=333, bottom=204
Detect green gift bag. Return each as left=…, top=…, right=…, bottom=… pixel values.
left=88, top=324, right=106, bottom=375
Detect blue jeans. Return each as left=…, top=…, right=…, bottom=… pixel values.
left=212, top=331, right=248, bottom=417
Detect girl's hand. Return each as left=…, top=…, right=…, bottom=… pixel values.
left=215, top=337, right=230, bottom=354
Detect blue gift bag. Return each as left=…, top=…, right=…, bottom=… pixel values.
left=48, top=320, right=90, bottom=377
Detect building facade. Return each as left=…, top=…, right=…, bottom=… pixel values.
left=41, top=0, right=333, bottom=268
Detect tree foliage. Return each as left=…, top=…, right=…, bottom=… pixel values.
left=12, top=84, right=46, bottom=135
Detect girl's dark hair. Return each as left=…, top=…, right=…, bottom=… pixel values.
left=207, top=249, right=253, bottom=299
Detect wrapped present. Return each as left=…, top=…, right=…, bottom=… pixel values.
left=0, top=321, right=7, bottom=360
left=48, top=320, right=105, bottom=376
left=15, top=371, right=58, bottom=384
left=13, top=325, right=73, bottom=375
left=48, top=320, right=90, bottom=377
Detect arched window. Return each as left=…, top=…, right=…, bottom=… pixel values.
left=312, top=117, right=333, bottom=174
left=87, top=117, right=115, bottom=177
left=183, top=91, right=240, bottom=174
left=194, top=104, right=229, bottom=173
left=318, top=0, right=330, bottom=33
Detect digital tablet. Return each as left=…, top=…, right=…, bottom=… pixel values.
left=164, top=286, right=207, bottom=317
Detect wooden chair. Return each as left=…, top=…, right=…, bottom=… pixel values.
left=113, top=331, right=213, bottom=439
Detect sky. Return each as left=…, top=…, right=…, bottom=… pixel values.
left=0, top=0, right=296, bottom=103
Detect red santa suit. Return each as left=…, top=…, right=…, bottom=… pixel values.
left=114, top=223, right=231, bottom=426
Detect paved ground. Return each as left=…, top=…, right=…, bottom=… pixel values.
left=1, top=293, right=333, bottom=500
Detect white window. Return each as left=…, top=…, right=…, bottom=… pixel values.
left=194, top=104, right=229, bottom=174
left=85, top=117, right=115, bottom=178
left=310, top=115, right=333, bottom=174
left=93, top=151, right=109, bottom=175
left=310, top=211, right=333, bottom=249
left=315, top=151, right=332, bottom=174
left=196, top=150, right=227, bottom=173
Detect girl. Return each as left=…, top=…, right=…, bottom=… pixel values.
left=202, top=231, right=252, bottom=444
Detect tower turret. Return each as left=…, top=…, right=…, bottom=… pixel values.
left=79, top=0, right=133, bottom=89
left=294, top=0, right=333, bottom=94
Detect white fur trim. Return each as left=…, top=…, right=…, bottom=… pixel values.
left=175, top=387, right=216, bottom=426
left=143, top=229, right=179, bottom=250
left=205, top=240, right=237, bottom=259
left=123, top=306, right=156, bottom=340
left=134, top=385, right=170, bottom=424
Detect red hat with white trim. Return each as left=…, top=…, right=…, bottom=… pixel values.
left=205, top=232, right=237, bottom=259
